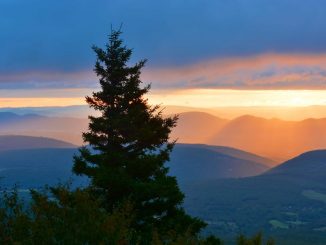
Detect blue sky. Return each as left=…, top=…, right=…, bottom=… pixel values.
left=1, top=0, right=326, bottom=93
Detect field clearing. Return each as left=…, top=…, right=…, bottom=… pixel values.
left=269, top=220, right=289, bottom=229
left=302, top=190, right=326, bottom=204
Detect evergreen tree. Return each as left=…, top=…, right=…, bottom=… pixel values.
left=73, top=29, right=205, bottom=236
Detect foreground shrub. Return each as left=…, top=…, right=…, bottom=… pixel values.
left=0, top=187, right=222, bottom=245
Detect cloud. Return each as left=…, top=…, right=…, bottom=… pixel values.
left=142, top=54, right=326, bottom=89
left=2, top=53, right=326, bottom=90
left=2, top=0, right=326, bottom=73
left=0, top=70, right=97, bottom=89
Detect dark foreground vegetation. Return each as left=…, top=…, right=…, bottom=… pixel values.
left=0, top=187, right=275, bottom=245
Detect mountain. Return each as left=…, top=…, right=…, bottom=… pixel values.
left=0, top=135, right=76, bottom=152
left=183, top=149, right=326, bottom=244
left=0, top=105, right=94, bottom=118
left=0, top=148, right=86, bottom=188
left=0, top=138, right=271, bottom=188
left=170, top=112, right=228, bottom=143
left=168, top=144, right=270, bottom=183
left=4, top=104, right=326, bottom=121
left=0, top=112, right=88, bottom=145
left=209, top=115, right=326, bottom=161
left=208, top=105, right=326, bottom=121
left=170, top=112, right=326, bottom=162
left=265, top=149, right=326, bottom=181
left=186, top=144, right=275, bottom=167
left=0, top=112, right=43, bottom=124
left=3, top=111, right=326, bottom=162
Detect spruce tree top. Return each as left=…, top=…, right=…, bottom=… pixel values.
left=73, top=29, right=205, bottom=235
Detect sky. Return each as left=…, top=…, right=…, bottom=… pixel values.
left=1, top=0, right=326, bottom=108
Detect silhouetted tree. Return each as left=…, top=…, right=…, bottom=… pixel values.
left=73, top=29, right=205, bottom=238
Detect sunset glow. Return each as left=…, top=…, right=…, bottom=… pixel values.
left=143, top=53, right=326, bottom=90
left=2, top=2, right=326, bottom=242
left=149, top=89, right=326, bottom=108
left=2, top=89, right=326, bottom=110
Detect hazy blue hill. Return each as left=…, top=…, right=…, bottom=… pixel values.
left=0, top=112, right=43, bottom=123
left=182, top=144, right=275, bottom=167
left=169, top=144, right=269, bottom=183
left=183, top=149, right=326, bottom=244
left=0, top=139, right=271, bottom=188
left=0, top=105, right=93, bottom=118
left=0, top=113, right=88, bottom=145
left=265, top=150, right=326, bottom=181
left=0, top=135, right=76, bottom=152
left=0, top=148, right=86, bottom=188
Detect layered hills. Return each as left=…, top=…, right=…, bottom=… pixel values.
left=0, top=112, right=88, bottom=145
left=169, top=144, right=271, bottom=183
left=183, top=149, right=326, bottom=244
left=0, top=136, right=272, bottom=188
left=0, top=135, right=325, bottom=244
left=0, top=135, right=76, bottom=152
left=2, top=111, right=326, bottom=162
left=172, top=112, right=326, bottom=162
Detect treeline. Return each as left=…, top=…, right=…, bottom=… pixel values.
left=0, top=186, right=274, bottom=245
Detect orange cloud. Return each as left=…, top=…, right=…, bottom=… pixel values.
left=3, top=53, right=326, bottom=109
left=142, top=53, right=326, bottom=89
left=2, top=53, right=326, bottom=90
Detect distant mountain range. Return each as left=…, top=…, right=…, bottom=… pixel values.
left=0, top=135, right=76, bottom=152
left=170, top=112, right=228, bottom=144
left=172, top=112, right=326, bottom=162
left=0, top=112, right=43, bottom=123
left=0, top=136, right=272, bottom=188
left=2, top=111, right=326, bottom=161
left=0, top=105, right=93, bottom=118
left=3, top=104, right=326, bottom=121
left=159, top=105, right=326, bottom=121
left=0, top=112, right=88, bottom=145
left=208, top=115, right=326, bottom=162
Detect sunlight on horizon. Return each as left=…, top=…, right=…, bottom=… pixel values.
left=2, top=89, right=326, bottom=108
left=149, top=89, right=326, bottom=108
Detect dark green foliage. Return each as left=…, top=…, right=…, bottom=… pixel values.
left=237, top=233, right=275, bottom=245
left=0, top=189, right=274, bottom=244
left=72, top=29, right=205, bottom=236
left=203, top=235, right=223, bottom=245
left=0, top=188, right=221, bottom=245
left=0, top=187, right=134, bottom=244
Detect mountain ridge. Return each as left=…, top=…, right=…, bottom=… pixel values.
left=182, top=149, right=326, bottom=244
left=3, top=111, right=326, bottom=161
left=0, top=135, right=76, bottom=152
